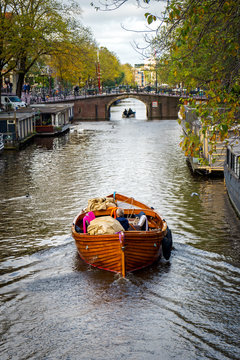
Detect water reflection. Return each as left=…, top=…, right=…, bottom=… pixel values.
left=34, top=134, right=70, bottom=150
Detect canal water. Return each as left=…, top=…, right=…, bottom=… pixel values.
left=0, top=98, right=240, bottom=360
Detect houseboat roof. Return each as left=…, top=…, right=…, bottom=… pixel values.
left=0, top=111, right=36, bottom=120
left=228, top=139, right=240, bottom=156
left=30, top=103, right=73, bottom=114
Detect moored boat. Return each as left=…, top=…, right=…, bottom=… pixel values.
left=30, top=103, right=73, bottom=136
left=224, top=141, right=240, bottom=217
left=72, top=193, right=172, bottom=277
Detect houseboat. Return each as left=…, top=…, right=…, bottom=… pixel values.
left=224, top=141, right=240, bottom=217
left=0, top=110, right=36, bottom=149
left=178, top=105, right=230, bottom=174
left=30, top=103, right=74, bottom=136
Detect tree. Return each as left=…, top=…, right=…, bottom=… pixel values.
left=0, top=1, right=22, bottom=102
left=12, top=0, right=83, bottom=97
left=48, top=27, right=97, bottom=89
left=120, top=63, right=135, bottom=85
left=99, top=47, right=122, bottom=86
left=90, top=0, right=168, bottom=12
left=0, top=0, right=84, bottom=97
left=153, top=0, right=240, bottom=158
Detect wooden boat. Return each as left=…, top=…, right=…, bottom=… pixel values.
left=72, top=193, right=172, bottom=277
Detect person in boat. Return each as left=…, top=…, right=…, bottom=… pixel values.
left=123, top=109, right=128, bottom=116
left=128, top=108, right=134, bottom=116
left=137, top=211, right=148, bottom=231
left=116, top=208, right=129, bottom=231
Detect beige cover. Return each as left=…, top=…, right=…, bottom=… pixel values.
left=85, top=197, right=117, bottom=212
left=87, top=216, right=124, bottom=235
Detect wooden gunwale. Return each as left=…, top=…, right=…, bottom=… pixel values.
left=109, top=193, right=153, bottom=210
left=84, top=208, right=161, bottom=220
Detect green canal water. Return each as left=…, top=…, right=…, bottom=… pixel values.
left=0, top=99, right=239, bottom=360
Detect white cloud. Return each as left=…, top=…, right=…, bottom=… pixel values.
left=78, top=0, right=166, bottom=65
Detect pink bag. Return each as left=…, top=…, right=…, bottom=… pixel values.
left=83, top=211, right=95, bottom=233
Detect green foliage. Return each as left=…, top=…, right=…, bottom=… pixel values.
left=153, top=0, right=240, bottom=159
left=1, top=0, right=134, bottom=94
left=145, top=12, right=156, bottom=24
left=119, top=63, right=135, bottom=85
left=99, top=47, right=122, bottom=86
left=0, top=0, right=85, bottom=96
left=48, top=27, right=97, bottom=87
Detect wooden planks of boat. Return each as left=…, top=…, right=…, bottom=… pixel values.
left=72, top=193, right=172, bottom=277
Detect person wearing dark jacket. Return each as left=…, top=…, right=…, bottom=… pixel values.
left=116, top=208, right=129, bottom=231
left=128, top=108, right=134, bottom=116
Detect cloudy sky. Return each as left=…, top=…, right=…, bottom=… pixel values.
left=79, top=0, right=167, bottom=66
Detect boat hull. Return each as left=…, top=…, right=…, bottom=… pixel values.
left=35, top=124, right=70, bottom=136
left=224, top=163, right=240, bottom=217
left=73, top=230, right=163, bottom=275
left=122, top=113, right=135, bottom=118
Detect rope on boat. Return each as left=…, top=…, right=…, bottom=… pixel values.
left=125, top=196, right=135, bottom=219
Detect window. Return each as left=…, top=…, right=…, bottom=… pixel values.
left=236, top=156, right=240, bottom=179
left=230, top=153, right=235, bottom=171
left=226, top=148, right=230, bottom=166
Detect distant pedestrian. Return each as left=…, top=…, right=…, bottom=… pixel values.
left=26, top=83, right=30, bottom=94
left=5, top=78, right=10, bottom=93
left=74, top=85, right=79, bottom=96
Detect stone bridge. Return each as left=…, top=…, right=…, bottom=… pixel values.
left=69, top=92, right=180, bottom=121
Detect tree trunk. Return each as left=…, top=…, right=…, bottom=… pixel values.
left=16, top=72, right=25, bottom=98
left=16, top=56, right=27, bottom=98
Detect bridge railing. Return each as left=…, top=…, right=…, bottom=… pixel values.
left=22, top=88, right=206, bottom=105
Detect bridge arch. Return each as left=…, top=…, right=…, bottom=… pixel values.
left=72, top=92, right=179, bottom=121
